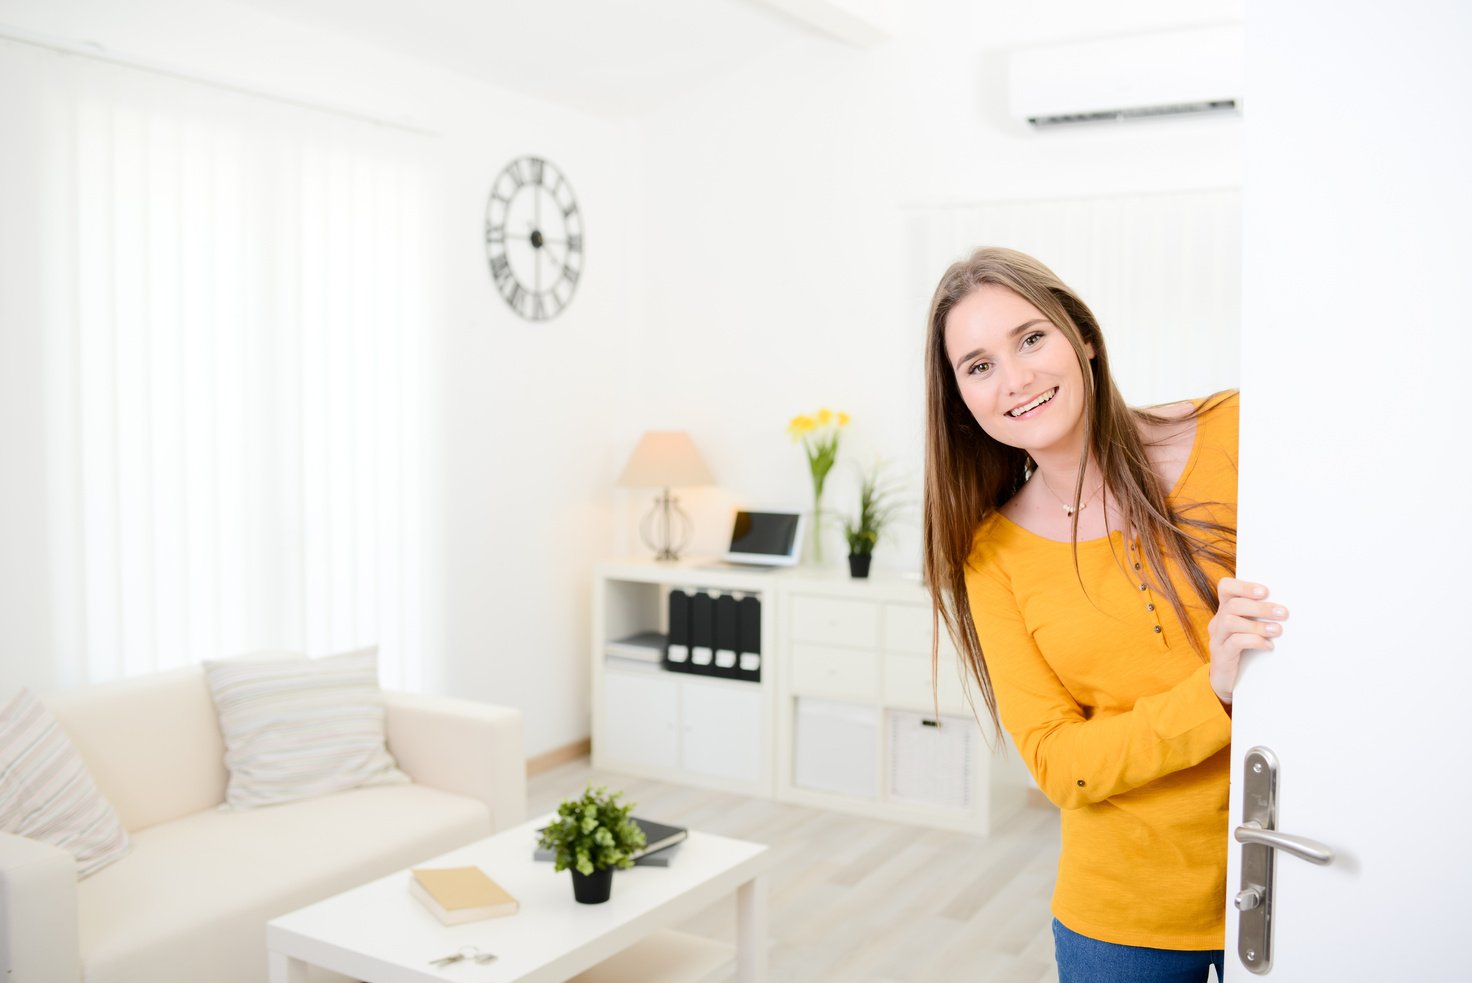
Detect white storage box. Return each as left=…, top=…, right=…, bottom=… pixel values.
left=793, top=697, right=880, bottom=800
left=886, top=709, right=974, bottom=812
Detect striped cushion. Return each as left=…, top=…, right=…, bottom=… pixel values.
left=203, top=648, right=409, bottom=811
left=0, top=688, right=132, bottom=878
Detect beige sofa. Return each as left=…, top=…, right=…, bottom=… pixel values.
left=0, top=667, right=526, bottom=983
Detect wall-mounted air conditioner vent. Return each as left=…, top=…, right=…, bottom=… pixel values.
left=1009, top=26, right=1244, bottom=129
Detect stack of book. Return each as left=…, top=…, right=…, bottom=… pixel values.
left=605, top=630, right=667, bottom=663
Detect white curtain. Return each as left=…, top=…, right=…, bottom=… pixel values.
left=16, top=41, right=431, bottom=689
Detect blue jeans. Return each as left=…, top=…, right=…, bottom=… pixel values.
left=1053, top=919, right=1225, bottom=983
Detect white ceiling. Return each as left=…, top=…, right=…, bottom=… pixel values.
left=231, top=0, right=814, bottom=118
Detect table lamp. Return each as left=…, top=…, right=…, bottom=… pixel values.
left=616, top=431, right=715, bottom=561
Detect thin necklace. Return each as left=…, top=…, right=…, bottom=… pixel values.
left=1037, top=471, right=1103, bottom=517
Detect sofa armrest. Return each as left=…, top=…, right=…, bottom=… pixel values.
left=383, top=693, right=527, bottom=832
left=0, top=831, right=80, bottom=983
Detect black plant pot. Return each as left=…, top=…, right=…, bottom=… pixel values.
left=848, top=553, right=873, bottom=579
left=571, top=866, right=614, bottom=904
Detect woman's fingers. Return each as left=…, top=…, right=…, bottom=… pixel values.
left=1222, top=596, right=1289, bottom=622
left=1215, top=614, right=1282, bottom=641
left=1223, top=629, right=1276, bottom=653
left=1211, top=578, right=1286, bottom=703
left=1219, top=577, right=1269, bottom=601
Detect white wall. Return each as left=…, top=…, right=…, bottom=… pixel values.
left=624, top=0, right=1246, bottom=570
left=0, top=0, right=641, bottom=756
left=0, top=0, right=1247, bottom=758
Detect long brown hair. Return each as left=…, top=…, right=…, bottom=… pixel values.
left=922, top=247, right=1234, bottom=741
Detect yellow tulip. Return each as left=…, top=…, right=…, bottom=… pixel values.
left=787, top=415, right=816, bottom=438
left=816, top=408, right=834, bottom=426
left=837, top=412, right=851, bottom=427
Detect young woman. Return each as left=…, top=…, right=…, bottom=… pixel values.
left=922, top=248, right=1287, bottom=982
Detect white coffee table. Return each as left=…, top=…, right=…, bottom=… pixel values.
left=267, top=815, right=769, bottom=983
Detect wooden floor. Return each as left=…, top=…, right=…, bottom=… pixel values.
left=530, top=760, right=1063, bottom=983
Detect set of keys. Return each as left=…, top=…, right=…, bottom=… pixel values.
left=430, top=944, right=497, bottom=968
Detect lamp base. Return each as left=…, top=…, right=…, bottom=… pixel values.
left=639, top=489, right=691, bottom=562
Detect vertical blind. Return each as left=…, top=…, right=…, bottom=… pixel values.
left=33, top=43, right=430, bottom=689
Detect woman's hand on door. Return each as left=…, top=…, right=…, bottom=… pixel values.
left=1208, top=577, right=1289, bottom=705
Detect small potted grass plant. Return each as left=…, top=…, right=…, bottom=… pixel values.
left=536, top=785, right=647, bottom=904
left=843, top=462, right=904, bottom=579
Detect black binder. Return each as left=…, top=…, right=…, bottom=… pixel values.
left=737, top=595, right=762, bottom=682
left=714, top=593, right=739, bottom=677
left=689, top=591, right=715, bottom=673
left=665, top=590, right=691, bottom=671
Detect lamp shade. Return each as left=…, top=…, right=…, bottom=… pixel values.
left=616, top=431, right=715, bottom=488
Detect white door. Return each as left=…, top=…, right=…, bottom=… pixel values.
left=1228, top=2, right=1472, bottom=978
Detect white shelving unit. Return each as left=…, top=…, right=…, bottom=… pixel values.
left=591, top=559, right=1033, bottom=832
left=591, top=560, right=778, bottom=798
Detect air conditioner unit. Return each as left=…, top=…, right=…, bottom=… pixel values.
left=1008, top=26, right=1244, bottom=128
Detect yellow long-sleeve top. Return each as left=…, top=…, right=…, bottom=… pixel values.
left=964, top=392, right=1238, bottom=950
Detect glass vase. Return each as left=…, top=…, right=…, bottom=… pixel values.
left=809, top=497, right=825, bottom=566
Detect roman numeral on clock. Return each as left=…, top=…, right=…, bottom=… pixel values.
left=490, top=254, right=512, bottom=288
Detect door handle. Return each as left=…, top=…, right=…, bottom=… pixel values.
left=1233, top=820, right=1334, bottom=866
left=1235, top=746, right=1335, bottom=975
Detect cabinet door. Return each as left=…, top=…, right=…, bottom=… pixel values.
left=602, top=670, right=680, bottom=771
left=681, top=682, right=763, bottom=785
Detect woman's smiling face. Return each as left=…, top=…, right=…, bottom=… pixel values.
left=943, top=283, right=1094, bottom=458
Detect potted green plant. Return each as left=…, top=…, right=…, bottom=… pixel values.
left=842, top=462, right=903, bottom=579
left=536, top=784, right=647, bottom=904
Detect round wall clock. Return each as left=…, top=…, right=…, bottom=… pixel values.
left=484, top=155, right=583, bottom=322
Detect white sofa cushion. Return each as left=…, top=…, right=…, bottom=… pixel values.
left=77, top=782, right=493, bottom=983
left=45, top=667, right=228, bottom=832
left=204, top=648, right=409, bottom=810
left=0, top=688, right=131, bottom=878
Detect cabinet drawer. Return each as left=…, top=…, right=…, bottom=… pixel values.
left=790, top=595, right=880, bottom=648
left=882, top=602, right=958, bottom=658
left=790, top=643, right=880, bottom=702
left=883, top=652, right=968, bottom=716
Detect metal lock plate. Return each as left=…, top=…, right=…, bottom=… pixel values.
left=1237, top=746, right=1278, bottom=974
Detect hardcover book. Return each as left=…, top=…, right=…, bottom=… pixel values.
left=409, top=866, right=519, bottom=925
left=630, top=817, right=687, bottom=858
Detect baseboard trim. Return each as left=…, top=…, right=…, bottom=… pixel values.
left=527, top=738, right=592, bottom=776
